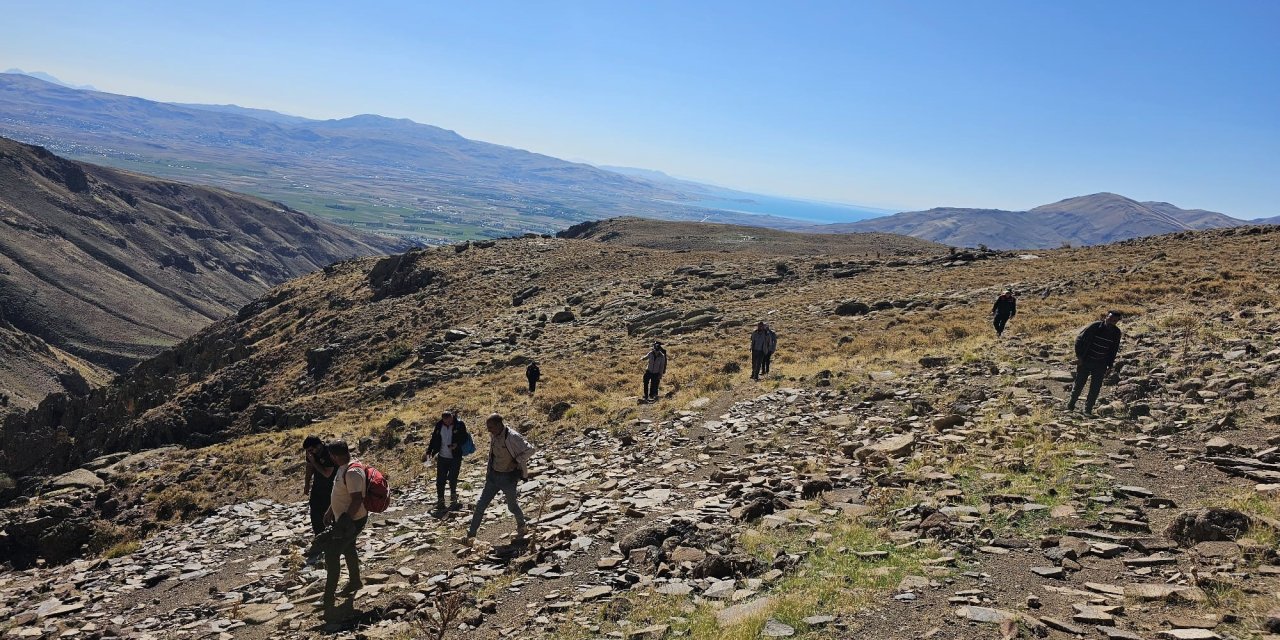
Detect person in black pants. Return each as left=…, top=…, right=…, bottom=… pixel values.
left=1068, top=311, right=1124, bottom=416
left=641, top=342, right=667, bottom=402
left=526, top=361, right=541, bottom=394
left=321, top=439, right=368, bottom=620
left=425, top=411, right=472, bottom=512
left=302, top=435, right=336, bottom=535
left=750, top=322, right=778, bottom=380
left=992, top=290, right=1017, bottom=337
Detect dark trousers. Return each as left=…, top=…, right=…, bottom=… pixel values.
left=308, top=498, right=330, bottom=535
left=751, top=350, right=766, bottom=379
left=1070, top=360, right=1108, bottom=412
left=762, top=351, right=773, bottom=374
left=436, top=455, right=461, bottom=505
left=467, top=470, right=525, bottom=537
left=323, top=515, right=367, bottom=606
left=994, top=313, right=1011, bottom=336
left=643, top=371, right=661, bottom=399
left=527, top=377, right=538, bottom=393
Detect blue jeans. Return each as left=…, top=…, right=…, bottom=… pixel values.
left=467, top=470, right=525, bottom=537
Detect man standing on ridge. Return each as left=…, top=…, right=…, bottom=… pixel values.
left=526, top=361, right=541, bottom=395
left=425, top=410, right=472, bottom=513
left=462, top=413, right=535, bottom=545
left=302, top=435, right=336, bottom=536
left=750, top=322, right=777, bottom=380
left=992, top=289, right=1017, bottom=337
left=321, top=439, right=367, bottom=620
left=1068, top=310, right=1123, bottom=416
left=642, top=342, right=668, bottom=402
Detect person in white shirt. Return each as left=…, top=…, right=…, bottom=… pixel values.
left=424, top=410, right=472, bottom=512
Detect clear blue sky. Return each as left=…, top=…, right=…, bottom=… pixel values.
left=3, top=0, right=1277, bottom=217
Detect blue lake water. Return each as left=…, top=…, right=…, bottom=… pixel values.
left=681, top=194, right=894, bottom=224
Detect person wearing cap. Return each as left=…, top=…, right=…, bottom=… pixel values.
left=462, top=413, right=536, bottom=545
left=425, top=410, right=472, bottom=513
left=642, top=342, right=668, bottom=402
left=302, top=435, right=336, bottom=535
left=1068, top=310, right=1124, bottom=416
left=750, top=322, right=778, bottom=380
left=992, top=289, right=1018, bottom=337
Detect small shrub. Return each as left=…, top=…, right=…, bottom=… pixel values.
left=363, top=344, right=412, bottom=374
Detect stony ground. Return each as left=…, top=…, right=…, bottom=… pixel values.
left=5, top=305, right=1280, bottom=639
left=3, top=222, right=1280, bottom=639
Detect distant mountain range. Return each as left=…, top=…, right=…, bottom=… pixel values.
left=0, top=73, right=812, bottom=242
left=0, top=136, right=404, bottom=411
left=1, top=72, right=1269, bottom=248
left=821, top=192, right=1263, bottom=249
left=2, top=68, right=97, bottom=91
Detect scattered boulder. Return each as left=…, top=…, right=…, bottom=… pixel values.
left=834, top=301, right=870, bottom=316
left=854, top=434, right=915, bottom=462
left=1164, top=508, right=1252, bottom=547
left=548, top=401, right=572, bottom=421
left=618, top=518, right=694, bottom=555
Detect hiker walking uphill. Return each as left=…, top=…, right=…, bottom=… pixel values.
left=642, top=342, right=667, bottom=402
left=302, top=435, right=336, bottom=536
left=992, top=289, right=1017, bottom=337
left=424, top=410, right=473, bottom=513
left=750, top=322, right=777, bottom=380
left=463, top=413, right=535, bottom=545
left=321, top=439, right=368, bottom=620
left=1068, top=310, right=1124, bottom=416
left=526, top=361, right=541, bottom=394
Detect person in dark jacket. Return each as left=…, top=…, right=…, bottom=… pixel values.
left=1068, top=311, right=1123, bottom=415
left=750, top=322, right=778, bottom=380
left=525, top=362, right=541, bottom=394
left=992, top=290, right=1017, bottom=337
left=642, top=342, right=668, bottom=402
left=302, top=435, right=336, bottom=535
left=424, top=411, right=473, bottom=512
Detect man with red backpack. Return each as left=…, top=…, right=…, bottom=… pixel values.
left=321, top=439, right=368, bottom=620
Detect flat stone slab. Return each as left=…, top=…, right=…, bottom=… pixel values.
left=716, top=597, right=774, bottom=628
left=1156, top=630, right=1222, bottom=640
left=240, top=603, right=279, bottom=624
left=50, top=468, right=103, bottom=490
left=1125, top=583, right=1207, bottom=603
left=955, top=606, right=1016, bottom=624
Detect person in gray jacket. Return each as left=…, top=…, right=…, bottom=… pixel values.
left=750, top=322, right=778, bottom=380
left=641, top=342, right=668, bottom=402
left=463, top=413, right=536, bottom=544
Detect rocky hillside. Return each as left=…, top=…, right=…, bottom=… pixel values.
left=0, top=136, right=405, bottom=410
left=825, top=193, right=1249, bottom=249
left=1, top=220, right=1279, bottom=639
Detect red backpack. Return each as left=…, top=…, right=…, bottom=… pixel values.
left=348, top=461, right=390, bottom=513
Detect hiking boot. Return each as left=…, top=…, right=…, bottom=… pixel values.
left=449, top=501, right=463, bottom=512
left=339, top=579, right=363, bottom=596
left=432, top=502, right=446, bottom=513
